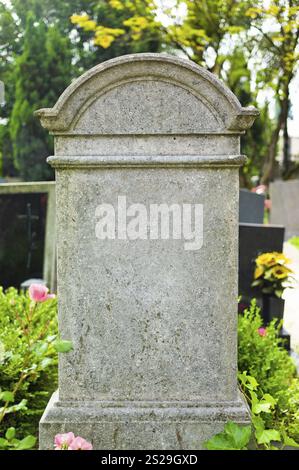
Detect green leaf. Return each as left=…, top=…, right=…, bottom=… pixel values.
left=35, top=342, right=48, bottom=356
left=282, top=431, right=299, bottom=448
left=246, top=376, right=259, bottom=391
left=10, top=399, right=28, bottom=412
left=252, top=402, right=272, bottom=414
left=0, top=391, right=14, bottom=402
left=0, top=399, right=28, bottom=416
left=256, top=429, right=281, bottom=445
left=15, top=435, right=37, bottom=450
left=262, top=394, right=276, bottom=407
left=5, top=427, right=16, bottom=441
left=53, top=339, right=73, bottom=353
left=251, top=414, right=265, bottom=434
left=0, top=438, right=8, bottom=448
left=289, top=236, right=299, bottom=250
left=238, top=372, right=258, bottom=391
left=274, top=290, right=283, bottom=298
left=40, top=357, right=53, bottom=369
left=204, top=433, right=239, bottom=450
left=46, top=334, right=57, bottom=343
left=25, top=363, right=37, bottom=373
left=262, top=287, right=274, bottom=294
left=251, top=391, right=275, bottom=414
left=224, top=421, right=252, bottom=449
left=0, top=341, right=5, bottom=365
left=205, top=422, right=251, bottom=450
left=238, top=371, right=247, bottom=385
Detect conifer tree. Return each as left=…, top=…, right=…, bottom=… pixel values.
left=9, top=13, right=72, bottom=180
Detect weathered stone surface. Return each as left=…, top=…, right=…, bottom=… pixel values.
left=36, top=54, right=258, bottom=133
left=39, top=391, right=250, bottom=450
left=270, top=180, right=299, bottom=240
left=56, top=167, right=239, bottom=403
left=36, top=53, right=257, bottom=449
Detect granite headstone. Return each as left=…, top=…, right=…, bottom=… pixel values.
left=270, top=180, right=299, bottom=240
left=36, top=54, right=258, bottom=449
left=239, top=223, right=285, bottom=303
left=0, top=182, right=56, bottom=291
left=239, top=189, right=265, bottom=224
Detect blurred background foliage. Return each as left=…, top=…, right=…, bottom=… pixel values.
left=0, top=0, right=298, bottom=185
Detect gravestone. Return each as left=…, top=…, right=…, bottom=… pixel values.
left=0, top=182, right=56, bottom=291
left=36, top=54, right=258, bottom=450
left=238, top=223, right=290, bottom=350
left=239, top=189, right=265, bottom=224
left=270, top=180, right=299, bottom=240
left=239, top=223, right=285, bottom=303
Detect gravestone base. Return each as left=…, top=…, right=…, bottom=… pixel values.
left=39, top=391, right=250, bottom=450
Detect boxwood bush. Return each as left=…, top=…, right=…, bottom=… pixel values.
left=238, top=300, right=299, bottom=443
left=0, top=287, right=58, bottom=444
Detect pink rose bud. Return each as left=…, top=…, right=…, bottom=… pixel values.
left=28, top=283, right=56, bottom=303
left=252, top=185, right=267, bottom=195
left=68, top=436, right=93, bottom=450
left=54, top=432, right=75, bottom=450
left=258, top=327, right=267, bottom=337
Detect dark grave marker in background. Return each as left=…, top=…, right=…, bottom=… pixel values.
left=270, top=180, right=299, bottom=240
left=0, top=193, right=46, bottom=288
left=0, top=182, right=56, bottom=290
left=239, top=189, right=265, bottom=224
left=239, top=223, right=285, bottom=303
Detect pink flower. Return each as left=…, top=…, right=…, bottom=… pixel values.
left=68, top=436, right=93, bottom=450
left=28, top=283, right=55, bottom=302
left=265, top=199, right=272, bottom=210
left=252, top=185, right=267, bottom=195
left=258, top=327, right=267, bottom=337
left=54, top=432, right=75, bottom=450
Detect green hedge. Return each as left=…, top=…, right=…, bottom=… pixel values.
left=238, top=300, right=299, bottom=441
left=0, top=287, right=58, bottom=442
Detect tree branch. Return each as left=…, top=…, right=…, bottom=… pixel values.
left=251, top=25, right=281, bottom=53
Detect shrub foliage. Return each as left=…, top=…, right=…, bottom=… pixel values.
left=0, top=287, right=58, bottom=444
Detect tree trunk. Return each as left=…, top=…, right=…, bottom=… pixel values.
left=260, top=113, right=282, bottom=185
left=260, top=96, right=288, bottom=185
left=282, top=98, right=290, bottom=176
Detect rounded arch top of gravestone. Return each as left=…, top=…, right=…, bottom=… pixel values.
left=35, top=53, right=258, bottom=135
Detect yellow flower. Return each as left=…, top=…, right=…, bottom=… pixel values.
left=254, top=266, right=264, bottom=279
left=94, top=34, right=115, bottom=48
left=256, top=251, right=291, bottom=268
left=269, top=265, right=291, bottom=279
left=256, top=253, right=277, bottom=267
left=81, top=20, right=97, bottom=31
left=275, top=253, right=291, bottom=265
left=70, top=14, right=90, bottom=25
left=109, top=0, right=124, bottom=10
